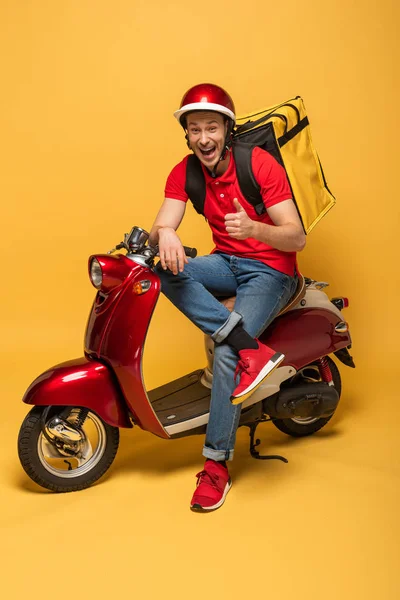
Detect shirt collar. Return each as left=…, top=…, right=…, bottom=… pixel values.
left=201, top=151, right=236, bottom=185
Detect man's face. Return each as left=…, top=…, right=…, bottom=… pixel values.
left=186, top=111, right=228, bottom=169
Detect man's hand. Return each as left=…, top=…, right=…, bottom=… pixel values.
left=224, top=198, right=255, bottom=240
left=158, top=227, right=189, bottom=275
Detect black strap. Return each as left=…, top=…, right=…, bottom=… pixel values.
left=278, top=116, right=309, bottom=147
left=184, top=146, right=266, bottom=217
left=184, top=116, right=309, bottom=217
left=185, top=154, right=206, bottom=215
left=236, top=112, right=288, bottom=136
left=232, top=143, right=265, bottom=215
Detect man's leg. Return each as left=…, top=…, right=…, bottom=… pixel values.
left=157, top=254, right=296, bottom=511
left=155, top=254, right=242, bottom=341
left=156, top=253, right=284, bottom=354
left=203, top=257, right=297, bottom=461
left=191, top=260, right=296, bottom=511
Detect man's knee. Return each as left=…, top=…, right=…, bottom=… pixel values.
left=154, top=262, right=182, bottom=284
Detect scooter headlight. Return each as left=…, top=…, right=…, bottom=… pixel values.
left=90, top=258, right=103, bottom=289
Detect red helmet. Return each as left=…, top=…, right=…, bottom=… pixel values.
left=174, top=83, right=236, bottom=125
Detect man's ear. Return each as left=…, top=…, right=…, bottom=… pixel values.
left=185, top=132, right=191, bottom=149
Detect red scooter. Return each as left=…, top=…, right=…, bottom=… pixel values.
left=18, top=226, right=355, bottom=492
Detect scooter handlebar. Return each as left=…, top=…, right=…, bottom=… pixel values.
left=183, top=246, right=197, bottom=259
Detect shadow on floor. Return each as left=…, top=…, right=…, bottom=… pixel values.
left=14, top=391, right=356, bottom=494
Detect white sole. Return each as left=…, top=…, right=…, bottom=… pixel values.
left=191, top=479, right=232, bottom=512
left=231, top=352, right=285, bottom=405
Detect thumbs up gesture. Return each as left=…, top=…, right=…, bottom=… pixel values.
left=224, top=198, right=255, bottom=240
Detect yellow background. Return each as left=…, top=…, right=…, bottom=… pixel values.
left=1, top=1, right=399, bottom=598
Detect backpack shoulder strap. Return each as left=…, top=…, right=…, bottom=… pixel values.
left=185, top=154, right=206, bottom=216
left=232, top=142, right=266, bottom=215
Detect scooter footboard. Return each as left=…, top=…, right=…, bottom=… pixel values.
left=22, top=357, right=132, bottom=428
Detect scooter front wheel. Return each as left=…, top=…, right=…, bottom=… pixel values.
left=18, top=406, right=119, bottom=492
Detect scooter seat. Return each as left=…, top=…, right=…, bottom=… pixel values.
left=218, top=274, right=306, bottom=317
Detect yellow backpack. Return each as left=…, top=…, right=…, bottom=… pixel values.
left=234, top=96, right=335, bottom=233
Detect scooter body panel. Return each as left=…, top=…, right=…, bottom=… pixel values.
left=22, top=357, right=132, bottom=428
left=260, top=307, right=351, bottom=369
left=85, top=255, right=143, bottom=350
left=85, top=255, right=169, bottom=439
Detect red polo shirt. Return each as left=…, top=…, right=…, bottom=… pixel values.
left=164, top=147, right=296, bottom=275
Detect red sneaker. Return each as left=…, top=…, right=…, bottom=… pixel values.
left=230, top=342, right=284, bottom=405
left=190, top=460, right=232, bottom=512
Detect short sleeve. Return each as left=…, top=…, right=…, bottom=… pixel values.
left=164, top=156, right=189, bottom=202
left=251, top=147, right=292, bottom=209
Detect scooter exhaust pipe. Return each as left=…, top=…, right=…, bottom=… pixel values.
left=263, top=382, right=339, bottom=420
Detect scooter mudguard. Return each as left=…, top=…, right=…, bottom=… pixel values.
left=260, top=307, right=351, bottom=370
left=22, top=357, right=132, bottom=428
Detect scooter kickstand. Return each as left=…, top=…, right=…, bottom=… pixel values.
left=248, top=422, right=288, bottom=462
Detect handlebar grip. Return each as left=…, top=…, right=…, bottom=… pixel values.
left=183, top=246, right=197, bottom=258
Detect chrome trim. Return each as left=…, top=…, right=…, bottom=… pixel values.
left=314, top=281, right=329, bottom=290
left=38, top=411, right=107, bottom=478
left=47, top=417, right=83, bottom=443
left=125, top=254, right=151, bottom=267
left=291, top=416, right=319, bottom=425
left=90, top=258, right=103, bottom=289
left=335, top=321, right=348, bottom=333
left=306, top=280, right=330, bottom=290
left=127, top=226, right=149, bottom=251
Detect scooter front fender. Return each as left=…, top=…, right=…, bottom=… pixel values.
left=22, top=357, right=132, bottom=429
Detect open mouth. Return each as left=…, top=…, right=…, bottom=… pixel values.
left=199, top=146, right=216, bottom=159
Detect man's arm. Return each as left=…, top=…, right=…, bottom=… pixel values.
left=225, top=198, right=306, bottom=253
left=253, top=199, right=306, bottom=252
left=149, top=198, right=188, bottom=274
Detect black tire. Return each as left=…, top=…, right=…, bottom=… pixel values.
left=18, top=406, right=120, bottom=492
left=271, top=357, right=341, bottom=437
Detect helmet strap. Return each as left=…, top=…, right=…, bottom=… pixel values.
left=210, top=120, right=234, bottom=178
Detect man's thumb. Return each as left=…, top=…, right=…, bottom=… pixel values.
left=233, top=198, right=244, bottom=212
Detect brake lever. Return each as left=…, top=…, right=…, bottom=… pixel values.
left=107, top=243, right=125, bottom=255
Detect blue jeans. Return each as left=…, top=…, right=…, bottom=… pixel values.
left=156, top=253, right=297, bottom=461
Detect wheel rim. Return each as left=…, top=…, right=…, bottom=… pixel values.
left=291, top=415, right=320, bottom=424
left=290, top=365, right=324, bottom=425
left=37, top=410, right=107, bottom=478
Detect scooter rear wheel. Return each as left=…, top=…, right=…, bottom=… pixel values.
left=271, top=357, right=341, bottom=437
left=18, top=406, right=119, bottom=492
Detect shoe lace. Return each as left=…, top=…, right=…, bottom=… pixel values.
left=234, top=358, right=250, bottom=380
left=196, top=470, right=221, bottom=490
